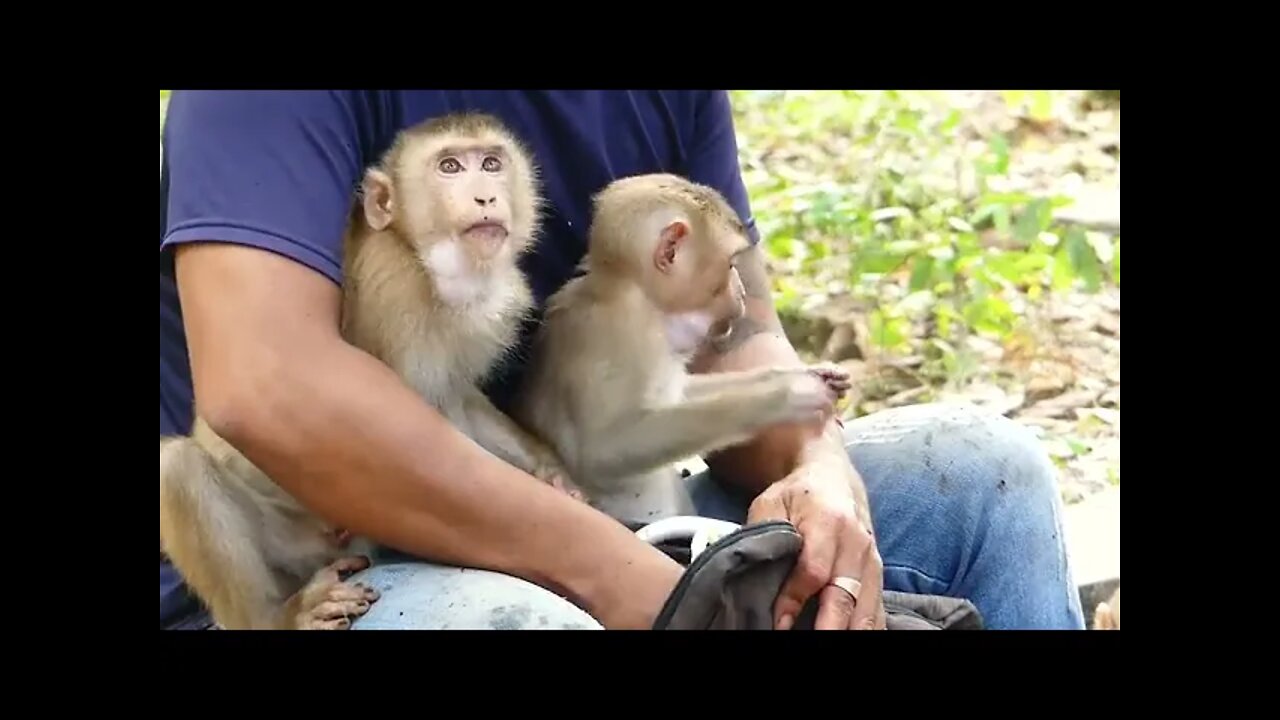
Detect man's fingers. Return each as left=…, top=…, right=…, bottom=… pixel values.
left=814, top=583, right=857, bottom=630
left=773, top=522, right=838, bottom=630
left=849, top=533, right=884, bottom=630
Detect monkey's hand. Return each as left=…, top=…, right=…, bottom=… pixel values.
left=284, top=556, right=382, bottom=630
left=764, top=368, right=845, bottom=427
left=532, top=457, right=588, bottom=502
left=807, top=362, right=852, bottom=400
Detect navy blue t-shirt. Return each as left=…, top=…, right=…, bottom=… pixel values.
left=158, top=90, right=759, bottom=627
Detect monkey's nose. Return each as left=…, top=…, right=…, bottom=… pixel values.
left=474, top=196, right=496, bottom=206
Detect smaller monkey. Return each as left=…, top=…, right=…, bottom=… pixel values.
left=512, top=173, right=851, bottom=526
left=159, top=113, right=575, bottom=630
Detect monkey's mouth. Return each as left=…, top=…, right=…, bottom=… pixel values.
left=464, top=221, right=508, bottom=238
left=463, top=221, right=510, bottom=254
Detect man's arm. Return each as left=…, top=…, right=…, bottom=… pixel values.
left=680, top=91, right=870, bottom=527
left=688, top=247, right=871, bottom=529
left=681, top=90, right=884, bottom=630
left=162, top=91, right=680, bottom=629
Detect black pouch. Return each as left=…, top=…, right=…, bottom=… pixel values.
left=649, top=520, right=984, bottom=631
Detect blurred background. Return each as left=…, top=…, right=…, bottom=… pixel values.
left=160, top=89, right=1121, bottom=626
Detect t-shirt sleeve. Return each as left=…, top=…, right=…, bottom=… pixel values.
left=683, top=90, right=761, bottom=245
left=160, top=90, right=380, bottom=284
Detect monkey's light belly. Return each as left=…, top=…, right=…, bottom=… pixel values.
left=346, top=561, right=603, bottom=630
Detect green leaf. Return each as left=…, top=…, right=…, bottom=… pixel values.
left=939, top=109, right=962, bottom=135
left=1029, top=91, right=1054, bottom=122
left=1111, top=238, right=1121, bottom=285
left=1014, top=205, right=1041, bottom=245
left=1065, top=227, right=1102, bottom=292
left=1051, top=246, right=1076, bottom=292
left=1000, top=91, right=1027, bottom=110
left=766, top=234, right=795, bottom=259
left=993, top=204, right=1011, bottom=236
left=868, top=309, right=908, bottom=350
left=909, top=256, right=935, bottom=292
left=989, top=134, right=1010, bottom=174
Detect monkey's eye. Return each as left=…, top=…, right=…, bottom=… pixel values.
left=438, top=158, right=463, bottom=174
left=482, top=156, right=503, bottom=172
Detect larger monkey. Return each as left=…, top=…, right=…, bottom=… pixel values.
left=159, top=113, right=573, bottom=630
left=513, top=173, right=851, bottom=526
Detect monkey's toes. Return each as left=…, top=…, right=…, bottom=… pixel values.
left=322, top=581, right=379, bottom=603
left=311, top=598, right=373, bottom=622
left=308, top=618, right=353, bottom=630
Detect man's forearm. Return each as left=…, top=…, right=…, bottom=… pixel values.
left=214, top=335, right=678, bottom=623
left=689, top=247, right=871, bottom=527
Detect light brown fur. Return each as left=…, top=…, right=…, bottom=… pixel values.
left=1093, top=586, right=1120, bottom=630
left=159, top=112, right=573, bottom=630
left=512, top=173, right=850, bottom=525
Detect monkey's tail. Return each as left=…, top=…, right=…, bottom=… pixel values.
left=160, top=436, right=284, bottom=629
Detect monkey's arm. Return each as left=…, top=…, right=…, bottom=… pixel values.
left=460, top=387, right=570, bottom=483
left=175, top=243, right=681, bottom=628
left=681, top=366, right=781, bottom=399
left=578, top=370, right=809, bottom=482
left=689, top=246, right=872, bottom=528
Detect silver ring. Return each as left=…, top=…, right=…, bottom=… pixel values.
left=829, top=575, right=862, bottom=603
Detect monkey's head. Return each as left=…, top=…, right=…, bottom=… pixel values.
left=589, top=174, right=752, bottom=352
left=360, top=113, right=542, bottom=273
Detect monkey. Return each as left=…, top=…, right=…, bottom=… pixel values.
left=1093, top=586, right=1120, bottom=630
left=159, top=112, right=576, bottom=630
left=511, top=173, right=852, bottom=527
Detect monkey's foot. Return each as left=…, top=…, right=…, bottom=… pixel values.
left=289, top=556, right=382, bottom=630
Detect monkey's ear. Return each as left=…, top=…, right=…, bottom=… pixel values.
left=655, top=220, right=688, bottom=273
left=362, top=170, right=395, bottom=231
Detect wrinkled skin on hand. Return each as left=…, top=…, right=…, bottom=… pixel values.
left=748, top=456, right=886, bottom=630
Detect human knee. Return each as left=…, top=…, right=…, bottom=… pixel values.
left=843, top=402, right=1058, bottom=510
left=346, top=562, right=603, bottom=630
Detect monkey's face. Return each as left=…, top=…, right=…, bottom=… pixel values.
left=395, top=131, right=540, bottom=271
left=652, top=219, right=749, bottom=350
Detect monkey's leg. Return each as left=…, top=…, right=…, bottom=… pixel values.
left=582, top=369, right=832, bottom=481
left=160, top=437, right=293, bottom=630
left=460, top=389, right=584, bottom=499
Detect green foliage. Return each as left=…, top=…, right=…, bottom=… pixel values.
left=730, top=90, right=1119, bottom=358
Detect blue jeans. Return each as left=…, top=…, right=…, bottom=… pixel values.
left=344, top=402, right=1085, bottom=630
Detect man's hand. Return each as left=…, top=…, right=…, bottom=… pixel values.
left=747, top=451, right=886, bottom=630
left=690, top=245, right=885, bottom=630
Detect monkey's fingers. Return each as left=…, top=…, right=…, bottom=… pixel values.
left=324, top=582, right=381, bottom=604
left=809, top=363, right=851, bottom=383
left=809, top=365, right=853, bottom=395
left=311, top=599, right=373, bottom=621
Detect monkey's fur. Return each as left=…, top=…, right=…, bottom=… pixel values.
left=159, top=113, right=573, bottom=630
left=512, top=173, right=851, bottom=526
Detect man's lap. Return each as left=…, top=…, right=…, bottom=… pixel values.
left=172, top=402, right=1084, bottom=630
left=346, top=402, right=1084, bottom=630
